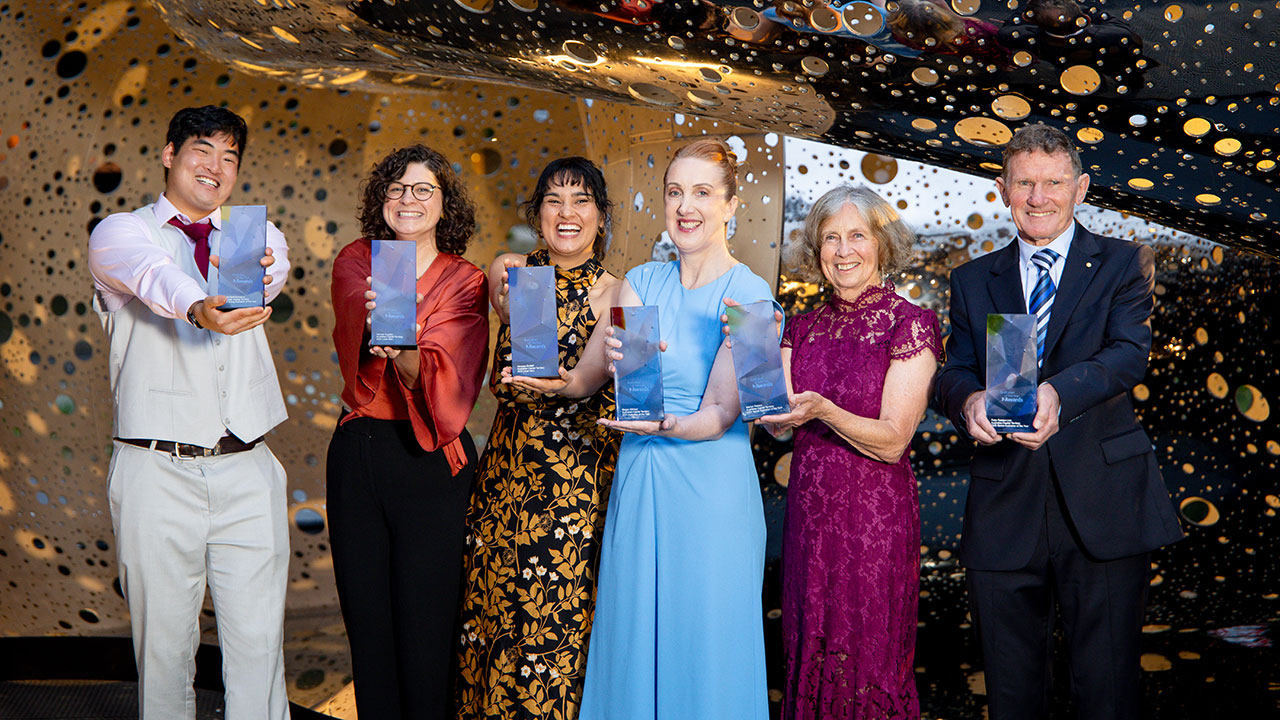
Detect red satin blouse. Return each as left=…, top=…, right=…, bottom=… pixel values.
left=331, top=238, right=489, bottom=475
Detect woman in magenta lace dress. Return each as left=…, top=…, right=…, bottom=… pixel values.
left=760, top=185, right=941, bottom=720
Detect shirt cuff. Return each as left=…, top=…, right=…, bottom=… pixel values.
left=175, top=286, right=207, bottom=324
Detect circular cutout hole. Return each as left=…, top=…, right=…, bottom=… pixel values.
left=1235, top=384, right=1270, bottom=422
left=1183, top=117, right=1211, bottom=137
left=562, top=40, right=598, bottom=65
left=861, top=154, right=899, bottom=184
left=688, top=90, right=722, bottom=107
left=1178, top=496, right=1219, bottom=526
left=1060, top=65, right=1102, bottom=95
left=1076, top=127, right=1104, bottom=144
left=843, top=2, right=885, bottom=36
left=991, top=95, right=1030, bottom=120
left=93, top=163, right=122, bottom=194
left=1213, top=138, right=1242, bottom=156
left=1206, top=373, right=1229, bottom=399
left=773, top=451, right=792, bottom=486
left=809, top=7, right=841, bottom=32
left=57, top=50, right=88, bottom=79
left=955, top=117, right=1013, bottom=146
left=801, top=56, right=829, bottom=77
left=295, top=507, right=325, bottom=534
left=628, top=83, right=680, bottom=106
left=730, top=7, right=761, bottom=31
left=472, top=148, right=502, bottom=176
left=912, top=67, right=940, bottom=87
left=455, top=0, right=494, bottom=13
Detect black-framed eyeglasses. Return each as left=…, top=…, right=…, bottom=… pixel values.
left=385, top=182, right=437, bottom=201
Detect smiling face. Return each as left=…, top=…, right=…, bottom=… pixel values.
left=996, top=149, right=1090, bottom=246
left=382, top=162, right=444, bottom=247
left=663, top=156, right=739, bottom=255
left=538, top=179, right=602, bottom=266
left=162, top=133, right=239, bottom=220
left=818, top=203, right=881, bottom=300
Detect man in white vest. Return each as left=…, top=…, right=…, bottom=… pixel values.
left=89, top=105, right=292, bottom=719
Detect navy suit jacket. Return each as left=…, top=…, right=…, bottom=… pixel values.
left=936, top=224, right=1183, bottom=571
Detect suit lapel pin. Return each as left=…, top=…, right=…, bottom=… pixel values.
left=1086, top=262, right=1093, bottom=268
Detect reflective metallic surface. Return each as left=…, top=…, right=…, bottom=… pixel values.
left=1, top=1, right=1276, bottom=715
left=151, top=0, right=1280, bottom=254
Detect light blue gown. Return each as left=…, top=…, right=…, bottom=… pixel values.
left=579, top=260, right=773, bottom=720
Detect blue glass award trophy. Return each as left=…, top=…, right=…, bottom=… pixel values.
left=215, top=205, right=267, bottom=309
left=508, top=266, right=560, bottom=377
left=985, top=313, right=1038, bottom=432
left=611, top=305, right=664, bottom=421
left=369, top=239, right=417, bottom=348
left=725, top=300, right=790, bottom=420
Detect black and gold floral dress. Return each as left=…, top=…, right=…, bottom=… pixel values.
left=455, top=249, right=620, bottom=720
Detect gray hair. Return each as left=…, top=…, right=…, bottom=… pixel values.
left=1002, top=123, right=1082, bottom=178
left=786, top=185, right=917, bottom=282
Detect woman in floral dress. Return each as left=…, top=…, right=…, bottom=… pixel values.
left=455, top=157, right=621, bottom=719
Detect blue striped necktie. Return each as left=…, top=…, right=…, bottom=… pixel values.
left=1029, top=248, right=1060, bottom=366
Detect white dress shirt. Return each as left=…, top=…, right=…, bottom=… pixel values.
left=89, top=193, right=289, bottom=320
left=1016, top=223, right=1075, bottom=312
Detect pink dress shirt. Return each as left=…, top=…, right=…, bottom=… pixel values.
left=89, top=193, right=289, bottom=320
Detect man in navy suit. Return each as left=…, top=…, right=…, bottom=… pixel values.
left=936, top=124, right=1183, bottom=720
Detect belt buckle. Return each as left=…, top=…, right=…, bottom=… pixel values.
left=173, top=442, right=189, bottom=460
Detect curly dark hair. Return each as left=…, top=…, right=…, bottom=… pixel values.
left=356, top=145, right=476, bottom=255
left=521, top=156, right=614, bottom=261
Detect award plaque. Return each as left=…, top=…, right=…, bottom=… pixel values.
left=215, top=205, right=267, bottom=309
left=985, top=313, right=1038, bottom=432
left=369, top=239, right=417, bottom=348
left=611, top=305, right=664, bottom=421
left=508, top=265, right=560, bottom=377
left=725, top=300, right=790, bottom=420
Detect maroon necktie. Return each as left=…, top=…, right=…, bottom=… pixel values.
left=167, top=217, right=213, bottom=280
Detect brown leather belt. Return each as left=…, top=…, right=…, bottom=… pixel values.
left=117, top=435, right=262, bottom=458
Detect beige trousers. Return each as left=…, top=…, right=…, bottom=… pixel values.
left=108, top=440, right=291, bottom=720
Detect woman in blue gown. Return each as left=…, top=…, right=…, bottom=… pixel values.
left=505, top=138, right=775, bottom=719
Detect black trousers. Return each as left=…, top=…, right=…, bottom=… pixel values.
left=967, top=469, right=1150, bottom=720
left=326, top=417, right=476, bottom=720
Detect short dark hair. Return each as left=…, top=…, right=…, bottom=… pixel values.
left=356, top=145, right=476, bottom=255
left=521, top=157, right=614, bottom=261
left=166, top=105, right=248, bottom=156
left=1002, top=123, right=1082, bottom=177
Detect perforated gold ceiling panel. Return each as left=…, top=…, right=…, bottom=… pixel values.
left=148, top=0, right=1280, bottom=254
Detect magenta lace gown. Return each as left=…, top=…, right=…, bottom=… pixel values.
left=780, top=282, right=941, bottom=720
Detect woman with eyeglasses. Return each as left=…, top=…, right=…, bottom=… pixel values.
left=327, top=145, right=490, bottom=719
